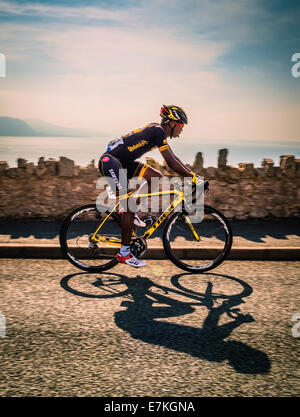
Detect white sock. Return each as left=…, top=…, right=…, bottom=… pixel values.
left=120, top=245, right=131, bottom=257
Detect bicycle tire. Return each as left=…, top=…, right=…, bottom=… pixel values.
left=163, top=205, right=232, bottom=273
left=60, top=204, right=121, bottom=272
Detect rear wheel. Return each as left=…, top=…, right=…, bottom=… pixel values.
left=163, top=205, right=232, bottom=273
left=60, top=204, right=121, bottom=272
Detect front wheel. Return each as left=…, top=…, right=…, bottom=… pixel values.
left=163, top=205, right=232, bottom=273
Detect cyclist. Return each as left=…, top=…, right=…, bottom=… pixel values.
left=98, top=104, right=204, bottom=268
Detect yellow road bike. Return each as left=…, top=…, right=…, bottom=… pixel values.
left=60, top=182, right=232, bottom=273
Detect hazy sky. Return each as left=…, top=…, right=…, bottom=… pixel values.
left=0, top=0, right=300, bottom=143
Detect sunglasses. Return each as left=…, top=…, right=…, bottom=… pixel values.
left=177, top=122, right=184, bottom=128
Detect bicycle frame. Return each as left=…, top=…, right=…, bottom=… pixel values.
left=91, top=186, right=200, bottom=246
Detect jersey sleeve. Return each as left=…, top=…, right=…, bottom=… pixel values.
left=151, top=125, right=168, bottom=152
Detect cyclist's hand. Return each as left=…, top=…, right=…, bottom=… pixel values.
left=191, top=173, right=210, bottom=195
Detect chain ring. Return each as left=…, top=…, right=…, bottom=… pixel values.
left=130, top=237, right=147, bottom=258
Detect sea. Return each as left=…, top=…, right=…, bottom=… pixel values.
left=0, top=136, right=299, bottom=168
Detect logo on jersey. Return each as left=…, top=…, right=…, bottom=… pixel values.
left=102, top=156, right=110, bottom=162
left=128, top=140, right=148, bottom=152
left=108, top=168, right=121, bottom=189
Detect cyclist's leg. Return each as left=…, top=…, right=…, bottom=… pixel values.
left=130, top=163, right=163, bottom=215
left=100, top=158, right=146, bottom=267
left=119, top=162, right=142, bottom=246
left=117, top=162, right=163, bottom=267
left=99, top=153, right=128, bottom=194
left=99, top=154, right=133, bottom=242
left=133, top=163, right=163, bottom=192
left=118, top=209, right=146, bottom=268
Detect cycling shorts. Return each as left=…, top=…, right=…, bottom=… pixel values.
left=98, top=153, right=148, bottom=194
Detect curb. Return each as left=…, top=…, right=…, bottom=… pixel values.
left=0, top=244, right=299, bottom=260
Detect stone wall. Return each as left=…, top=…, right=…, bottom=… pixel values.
left=0, top=150, right=299, bottom=220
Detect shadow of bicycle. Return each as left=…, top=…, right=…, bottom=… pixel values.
left=60, top=271, right=270, bottom=374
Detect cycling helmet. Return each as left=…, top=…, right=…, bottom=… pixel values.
left=160, top=104, right=188, bottom=125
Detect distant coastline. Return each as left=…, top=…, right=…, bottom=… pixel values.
left=0, top=116, right=100, bottom=137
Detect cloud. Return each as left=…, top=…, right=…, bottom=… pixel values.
left=0, top=0, right=280, bottom=46
left=0, top=0, right=299, bottom=142
left=0, top=0, right=130, bottom=21
left=0, top=22, right=229, bottom=133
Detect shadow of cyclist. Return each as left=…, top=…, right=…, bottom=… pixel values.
left=114, top=274, right=270, bottom=375
left=60, top=271, right=270, bottom=374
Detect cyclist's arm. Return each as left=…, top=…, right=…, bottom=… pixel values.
left=160, top=146, right=194, bottom=177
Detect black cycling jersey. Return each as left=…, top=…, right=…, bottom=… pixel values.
left=106, top=123, right=168, bottom=163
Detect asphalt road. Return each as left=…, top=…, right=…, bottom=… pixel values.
left=0, top=259, right=299, bottom=397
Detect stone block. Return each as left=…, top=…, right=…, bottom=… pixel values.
left=261, top=158, right=274, bottom=176
left=5, top=168, right=18, bottom=178
left=274, top=166, right=283, bottom=178
left=239, top=162, right=254, bottom=169
left=35, top=165, right=47, bottom=177
left=38, top=157, right=45, bottom=167
left=0, top=161, right=9, bottom=173
left=17, top=158, right=27, bottom=169
left=280, top=155, right=295, bottom=177
left=44, top=158, right=58, bottom=175
left=238, top=162, right=256, bottom=178
left=218, top=149, right=228, bottom=168
left=58, top=157, right=75, bottom=177
left=261, top=158, right=273, bottom=166
left=25, top=162, right=35, bottom=175
left=192, top=152, right=203, bottom=171
left=256, top=168, right=266, bottom=177
left=280, top=154, right=295, bottom=169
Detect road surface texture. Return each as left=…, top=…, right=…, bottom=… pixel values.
left=0, top=259, right=299, bottom=397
